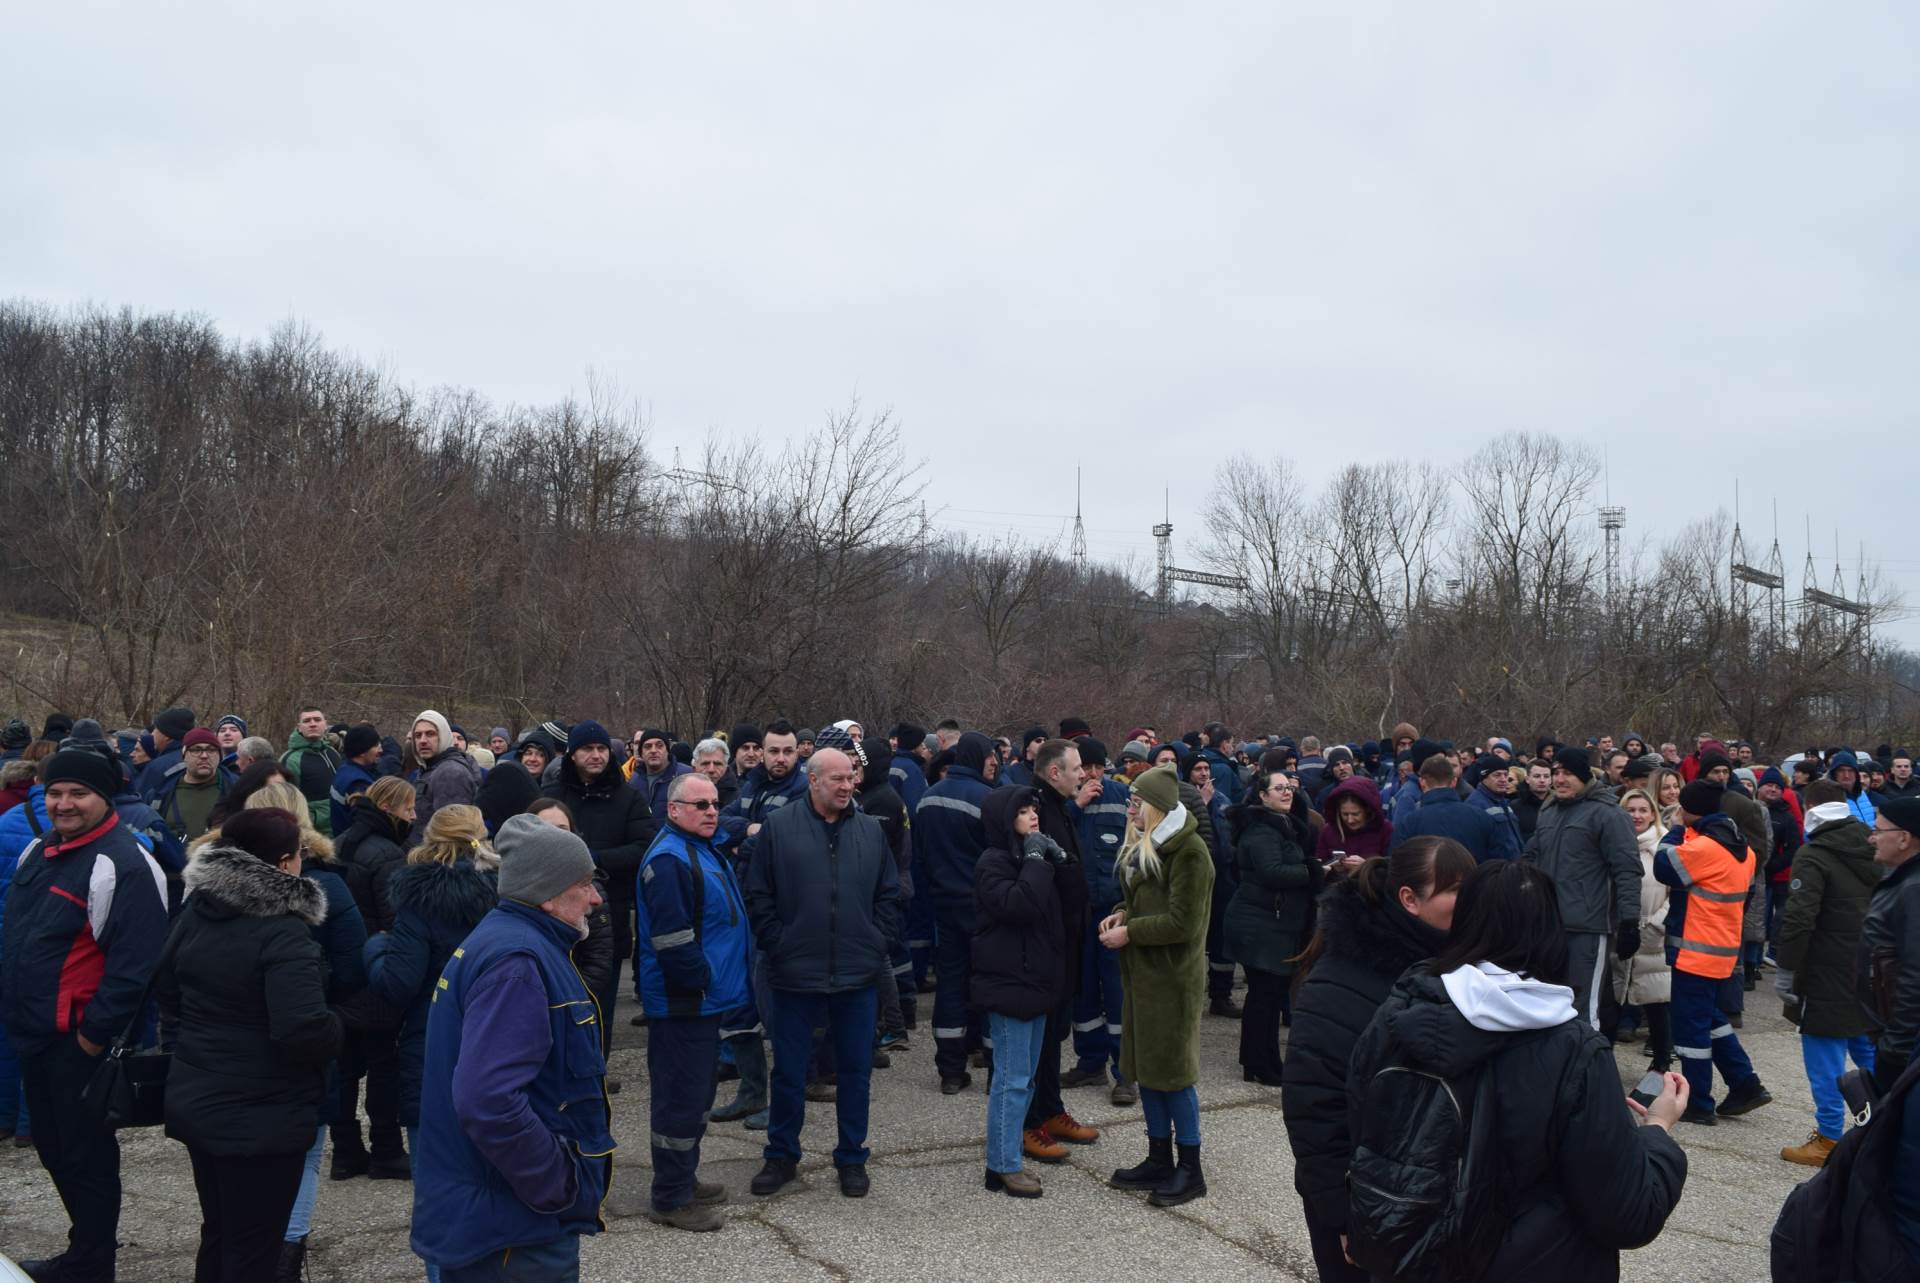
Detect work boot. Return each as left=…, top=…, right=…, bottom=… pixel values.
left=1041, top=1112, right=1100, bottom=1145
left=1109, top=1135, right=1174, bottom=1190
left=940, top=1072, right=973, bottom=1095
left=22, top=1241, right=114, bottom=1283
left=984, top=1168, right=1043, bottom=1198
left=275, top=1237, right=306, bottom=1283
left=1023, top=1128, right=1068, bottom=1164
left=1718, top=1080, right=1774, bottom=1117
left=744, top=1109, right=769, bottom=1131
left=1781, top=1132, right=1838, bottom=1167
left=1208, top=996, right=1243, bottom=1018
left=692, top=1180, right=728, bottom=1206
left=712, top=1035, right=768, bottom=1122
left=647, top=1203, right=723, bottom=1232
left=1059, top=1064, right=1108, bottom=1089
left=1680, top=1104, right=1718, bottom=1126
left=871, top=1049, right=892, bottom=1070
left=805, top=1080, right=837, bottom=1103
left=1149, top=1142, right=1208, bottom=1207
left=837, top=1164, right=870, bottom=1198
left=750, top=1157, right=798, bottom=1196
left=329, top=1141, right=371, bottom=1181
left=368, top=1151, right=412, bottom=1180
left=1110, top=1076, right=1138, bottom=1107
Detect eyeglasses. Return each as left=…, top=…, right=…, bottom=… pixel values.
left=673, top=798, right=719, bottom=811
left=184, top=746, right=220, bottom=757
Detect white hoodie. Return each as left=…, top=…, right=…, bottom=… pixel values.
left=1441, top=961, right=1578, bottom=1032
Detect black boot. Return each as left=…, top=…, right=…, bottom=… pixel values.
left=329, top=1127, right=370, bottom=1181
left=276, top=1236, right=307, bottom=1283
left=1149, top=1142, right=1207, bottom=1207
left=1108, top=1135, right=1174, bottom=1190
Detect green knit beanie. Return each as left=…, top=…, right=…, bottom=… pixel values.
left=1130, top=763, right=1180, bottom=813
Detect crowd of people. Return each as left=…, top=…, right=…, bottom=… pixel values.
left=1, top=708, right=1918, bottom=1282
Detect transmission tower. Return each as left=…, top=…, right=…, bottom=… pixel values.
left=1070, top=468, right=1087, bottom=580
left=1598, top=506, right=1625, bottom=607
left=1150, top=490, right=1248, bottom=615
left=1730, top=482, right=1784, bottom=650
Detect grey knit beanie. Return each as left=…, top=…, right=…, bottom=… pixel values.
left=494, top=813, right=597, bottom=907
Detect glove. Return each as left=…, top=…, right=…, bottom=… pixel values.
left=1614, top=923, right=1641, bottom=960
left=1022, top=833, right=1072, bottom=867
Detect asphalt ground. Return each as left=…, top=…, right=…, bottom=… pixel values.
left=0, top=974, right=1821, bottom=1282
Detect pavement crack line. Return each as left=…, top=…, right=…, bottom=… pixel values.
left=1053, top=1154, right=1313, bottom=1281
left=750, top=1205, right=856, bottom=1282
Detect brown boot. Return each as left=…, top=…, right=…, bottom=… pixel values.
left=1023, top=1128, right=1068, bottom=1164
left=1780, top=1131, right=1837, bottom=1167
left=1042, top=1112, right=1100, bottom=1145
left=984, top=1168, right=1043, bottom=1198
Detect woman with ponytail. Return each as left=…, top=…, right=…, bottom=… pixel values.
left=1278, top=836, right=1475, bottom=1283
left=1101, top=765, right=1216, bottom=1207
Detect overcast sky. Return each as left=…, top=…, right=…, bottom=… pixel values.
left=7, top=3, right=1917, bottom=644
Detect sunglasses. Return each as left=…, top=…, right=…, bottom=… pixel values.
left=674, top=798, right=719, bottom=811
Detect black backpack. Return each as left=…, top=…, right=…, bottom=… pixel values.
left=1771, top=1058, right=1920, bottom=1282
left=1347, top=1052, right=1508, bottom=1282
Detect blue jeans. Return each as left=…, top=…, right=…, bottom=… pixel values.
left=1139, top=1085, right=1201, bottom=1144
left=1671, top=969, right=1757, bottom=1111
left=441, top=1236, right=578, bottom=1283
left=284, top=1126, right=326, bottom=1240
left=985, top=1012, right=1046, bottom=1174
left=1071, top=915, right=1124, bottom=1075
left=1801, top=1034, right=1875, bottom=1140
left=407, top=1127, right=443, bottom=1283
left=766, top=986, right=876, bottom=1167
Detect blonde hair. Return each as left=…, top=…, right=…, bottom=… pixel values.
left=1117, top=798, right=1169, bottom=886
left=412, top=804, right=488, bottom=867
left=246, top=779, right=334, bottom=860
left=358, top=775, right=414, bottom=815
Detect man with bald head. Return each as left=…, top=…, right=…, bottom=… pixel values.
left=744, top=748, right=899, bottom=1201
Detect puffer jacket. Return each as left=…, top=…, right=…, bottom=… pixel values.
left=1778, top=815, right=1881, bottom=1038
left=1224, top=806, right=1319, bottom=976
left=157, top=845, right=343, bottom=1156
left=1347, top=970, right=1687, bottom=1283
left=1612, top=822, right=1671, bottom=1007
left=1523, top=779, right=1640, bottom=935
left=1278, top=870, right=1447, bottom=1235
left=333, top=797, right=409, bottom=933
left=365, top=857, right=498, bottom=1127
left=969, top=787, right=1070, bottom=1020
left=1860, top=848, right=1920, bottom=1086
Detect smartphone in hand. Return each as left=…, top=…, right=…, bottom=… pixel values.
left=1630, top=1070, right=1666, bottom=1109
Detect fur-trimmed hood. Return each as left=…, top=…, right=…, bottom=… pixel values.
left=184, top=843, right=330, bottom=926
left=1313, top=870, right=1447, bottom=970
left=387, top=858, right=498, bottom=930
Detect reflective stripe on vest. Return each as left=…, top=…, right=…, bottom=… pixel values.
left=1669, top=826, right=1751, bottom=979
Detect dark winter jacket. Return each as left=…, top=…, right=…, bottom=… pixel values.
left=916, top=740, right=995, bottom=922
left=1034, top=781, right=1090, bottom=1000
left=543, top=758, right=652, bottom=904
left=888, top=751, right=928, bottom=818
left=1397, top=786, right=1508, bottom=864
left=1279, top=872, right=1447, bottom=1234
left=111, top=787, right=186, bottom=882
left=328, top=758, right=378, bottom=839
left=366, top=858, right=498, bottom=1127
left=856, top=752, right=912, bottom=898
left=1467, top=782, right=1525, bottom=862
left=636, top=822, right=753, bottom=1020
left=334, top=797, right=410, bottom=934
left=1347, top=970, right=1687, bottom=1282
left=474, top=760, right=540, bottom=837
left=1778, top=816, right=1881, bottom=1038
left=715, top=761, right=808, bottom=871
left=414, top=745, right=483, bottom=839
left=1072, top=776, right=1132, bottom=912
left=1224, top=807, right=1319, bottom=976
left=1311, top=776, right=1393, bottom=865
left=157, top=845, right=343, bottom=1156
left=969, top=788, right=1070, bottom=1020
left=632, top=760, right=693, bottom=824
left=1523, top=779, right=1641, bottom=935
left=745, top=796, right=899, bottom=994
left=0, top=813, right=169, bottom=1055
left=152, top=765, right=238, bottom=841
left=1862, top=853, right=1920, bottom=1084
left=576, top=873, right=615, bottom=999
left=1513, top=786, right=1548, bottom=840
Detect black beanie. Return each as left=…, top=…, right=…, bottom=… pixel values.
left=43, top=713, right=74, bottom=742
left=342, top=724, right=381, bottom=758
left=222, top=808, right=303, bottom=864
left=1679, top=780, right=1726, bottom=817
left=1059, top=717, right=1091, bottom=740
left=730, top=723, right=762, bottom=750
left=1554, top=747, right=1592, bottom=780
left=891, top=723, right=926, bottom=753
left=42, top=748, right=119, bottom=801
left=1078, top=737, right=1109, bottom=767
left=1697, top=751, right=1733, bottom=776
left=638, top=728, right=670, bottom=750
left=1021, top=726, right=1047, bottom=750
left=153, top=707, right=195, bottom=740
left=1881, top=797, right=1920, bottom=839
left=0, top=719, right=28, bottom=750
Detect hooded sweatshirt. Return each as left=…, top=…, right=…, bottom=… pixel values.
left=1440, top=962, right=1578, bottom=1032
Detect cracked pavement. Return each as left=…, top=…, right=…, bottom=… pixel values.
left=0, top=990, right=1817, bottom=1280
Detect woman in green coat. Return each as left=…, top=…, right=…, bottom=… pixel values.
left=1225, top=769, right=1320, bottom=1085
left=1100, top=764, right=1214, bottom=1208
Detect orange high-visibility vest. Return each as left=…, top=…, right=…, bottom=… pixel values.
left=1660, top=826, right=1752, bottom=979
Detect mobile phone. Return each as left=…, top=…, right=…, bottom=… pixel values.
left=1630, top=1070, right=1667, bottom=1108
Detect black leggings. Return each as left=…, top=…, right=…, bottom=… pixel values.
left=186, top=1146, right=307, bottom=1283
left=1240, top=967, right=1288, bottom=1079
left=1642, top=1001, right=1673, bottom=1068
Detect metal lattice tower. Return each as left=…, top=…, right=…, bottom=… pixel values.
left=1730, top=483, right=1785, bottom=649
left=1150, top=489, right=1248, bottom=614
left=1598, top=506, right=1625, bottom=606
left=1070, top=468, right=1088, bottom=579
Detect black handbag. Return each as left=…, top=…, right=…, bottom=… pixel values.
left=81, top=917, right=186, bottom=1130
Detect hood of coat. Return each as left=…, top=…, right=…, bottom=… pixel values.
left=951, top=732, right=994, bottom=775
left=981, top=784, right=1040, bottom=857
left=388, top=858, right=499, bottom=928
left=184, top=843, right=330, bottom=926
left=1439, top=962, right=1577, bottom=1033
left=858, top=743, right=893, bottom=792
left=1314, top=871, right=1449, bottom=971
left=1322, top=775, right=1386, bottom=828
left=1797, top=817, right=1881, bottom=891
left=1804, top=801, right=1854, bottom=835
left=1377, top=970, right=1571, bottom=1078
left=1151, top=801, right=1194, bottom=846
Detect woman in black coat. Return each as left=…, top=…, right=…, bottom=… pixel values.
left=1226, top=770, right=1321, bottom=1085
left=1345, top=860, right=1688, bottom=1283
left=333, top=776, right=414, bottom=934
left=157, top=808, right=342, bottom=1283
left=1279, top=836, right=1473, bottom=1283
left=971, top=786, right=1072, bottom=1199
